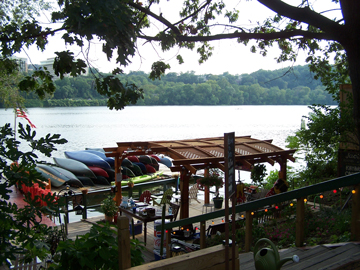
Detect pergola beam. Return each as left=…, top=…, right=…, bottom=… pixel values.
left=104, top=136, right=297, bottom=219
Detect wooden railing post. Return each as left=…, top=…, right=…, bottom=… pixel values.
left=244, top=211, right=253, bottom=252
left=118, top=216, right=131, bottom=270
left=296, top=198, right=305, bottom=247
left=200, top=220, right=206, bottom=249
left=82, top=192, right=87, bottom=220
left=166, top=229, right=171, bottom=258
left=351, top=184, right=360, bottom=241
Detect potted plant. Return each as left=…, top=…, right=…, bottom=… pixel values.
left=127, top=179, right=134, bottom=188
left=197, top=169, right=224, bottom=209
left=79, top=187, right=88, bottom=195
left=100, top=196, right=118, bottom=222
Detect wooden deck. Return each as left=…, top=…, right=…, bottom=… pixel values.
left=66, top=201, right=360, bottom=269
left=7, top=185, right=57, bottom=227
left=9, top=185, right=360, bottom=269
left=66, top=199, right=226, bottom=263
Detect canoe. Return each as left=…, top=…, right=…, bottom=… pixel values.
left=150, top=155, right=161, bottom=162
left=84, top=150, right=115, bottom=168
left=103, top=168, right=115, bottom=182
left=134, top=162, right=147, bottom=174
left=54, top=166, right=84, bottom=183
left=37, top=164, right=84, bottom=188
left=64, top=151, right=111, bottom=169
left=158, top=155, right=173, bottom=168
left=110, top=172, right=164, bottom=186
left=127, top=156, right=139, bottom=163
left=121, top=158, right=133, bottom=167
left=138, top=155, right=152, bottom=164
left=54, top=157, right=97, bottom=179
left=129, top=163, right=143, bottom=176
left=88, top=166, right=109, bottom=178
left=149, top=157, right=160, bottom=171
left=122, top=163, right=143, bottom=176
left=122, top=167, right=135, bottom=177
left=93, top=175, right=110, bottom=185
left=76, top=176, right=95, bottom=186
left=35, top=167, right=65, bottom=188
left=145, top=164, right=156, bottom=173
left=85, top=147, right=105, bottom=152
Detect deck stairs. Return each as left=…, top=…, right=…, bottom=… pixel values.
left=239, top=242, right=360, bottom=270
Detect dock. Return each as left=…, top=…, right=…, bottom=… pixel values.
left=66, top=199, right=225, bottom=263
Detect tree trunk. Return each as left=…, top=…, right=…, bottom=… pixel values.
left=341, top=0, right=360, bottom=146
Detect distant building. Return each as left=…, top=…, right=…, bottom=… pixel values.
left=40, top=58, right=89, bottom=79
left=10, top=56, right=28, bottom=72
left=40, top=58, right=56, bottom=77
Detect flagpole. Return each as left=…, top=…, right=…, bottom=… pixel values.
left=14, top=108, right=17, bottom=140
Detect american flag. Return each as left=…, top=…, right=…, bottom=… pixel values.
left=16, top=108, right=36, bottom=128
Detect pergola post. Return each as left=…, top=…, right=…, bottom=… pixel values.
left=279, top=157, right=287, bottom=180
left=114, top=154, right=122, bottom=207
left=180, top=170, right=190, bottom=219
left=204, top=168, right=210, bottom=204
left=351, top=184, right=360, bottom=241
left=296, top=197, right=305, bottom=247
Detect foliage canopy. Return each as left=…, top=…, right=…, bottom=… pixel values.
left=1, top=1, right=356, bottom=114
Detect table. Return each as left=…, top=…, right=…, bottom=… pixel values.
left=202, top=203, right=214, bottom=214
left=119, top=206, right=173, bottom=245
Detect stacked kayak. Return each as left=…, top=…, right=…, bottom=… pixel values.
left=38, top=150, right=174, bottom=188
left=36, top=164, right=84, bottom=188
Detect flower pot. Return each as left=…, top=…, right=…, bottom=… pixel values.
left=213, top=197, right=223, bottom=209
left=128, top=182, right=134, bottom=188
left=105, top=215, right=113, bottom=222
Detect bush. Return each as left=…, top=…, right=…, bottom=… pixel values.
left=50, top=223, right=145, bottom=269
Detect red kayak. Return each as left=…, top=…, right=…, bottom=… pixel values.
left=88, top=166, right=109, bottom=178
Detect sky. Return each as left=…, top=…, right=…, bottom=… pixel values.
left=14, top=0, right=339, bottom=76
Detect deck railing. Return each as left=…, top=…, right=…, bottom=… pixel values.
left=156, top=173, right=360, bottom=255
left=60, top=177, right=178, bottom=225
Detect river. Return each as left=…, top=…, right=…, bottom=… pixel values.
left=1, top=105, right=313, bottom=222
left=1, top=105, right=311, bottom=180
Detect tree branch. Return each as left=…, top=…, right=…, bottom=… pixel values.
left=138, top=29, right=334, bottom=43
left=0, top=27, right=66, bottom=43
left=257, top=0, right=344, bottom=39
left=127, top=1, right=181, bottom=35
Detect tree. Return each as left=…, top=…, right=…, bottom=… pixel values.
left=0, top=62, right=25, bottom=109
left=127, top=0, right=357, bottom=139
left=286, top=103, right=356, bottom=186
left=3, top=1, right=354, bottom=121
left=0, top=123, right=67, bottom=267
left=1, top=0, right=145, bottom=110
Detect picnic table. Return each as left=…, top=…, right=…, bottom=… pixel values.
left=119, top=204, right=173, bottom=245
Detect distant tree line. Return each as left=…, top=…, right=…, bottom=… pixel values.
left=2, top=65, right=336, bottom=108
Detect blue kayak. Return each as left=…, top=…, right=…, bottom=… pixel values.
left=84, top=150, right=115, bottom=168
left=64, top=151, right=111, bottom=169
left=158, top=155, right=173, bottom=168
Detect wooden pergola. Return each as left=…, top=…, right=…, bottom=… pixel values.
left=104, top=135, right=296, bottom=219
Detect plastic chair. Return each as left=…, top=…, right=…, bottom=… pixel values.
left=152, top=188, right=173, bottom=206
left=139, top=190, right=152, bottom=204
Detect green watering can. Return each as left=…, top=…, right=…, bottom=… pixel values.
left=253, top=238, right=299, bottom=270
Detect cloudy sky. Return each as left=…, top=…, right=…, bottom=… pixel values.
left=15, top=0, right=340, bottom=76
